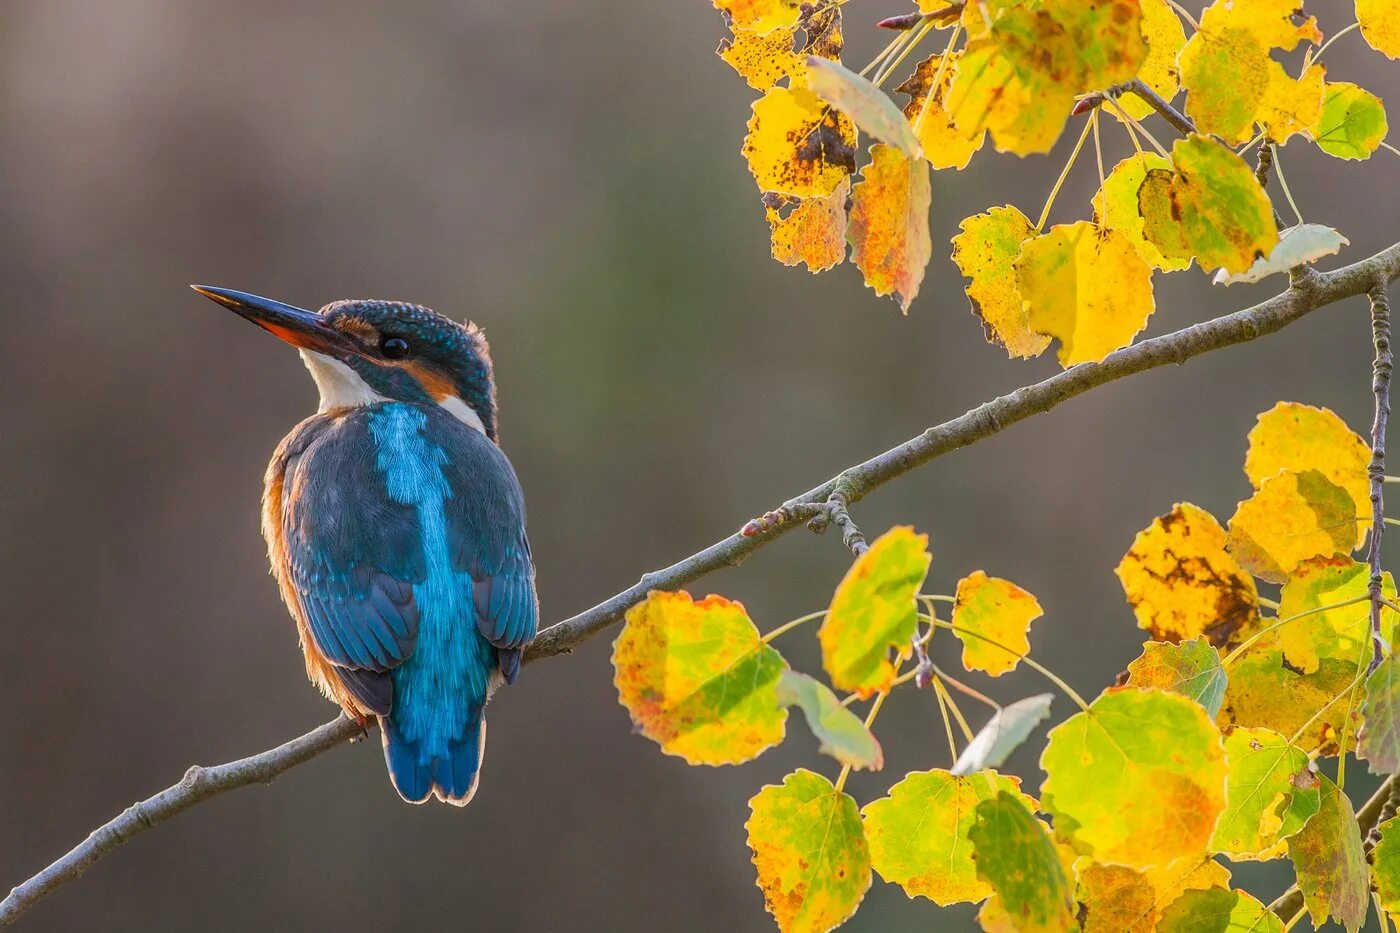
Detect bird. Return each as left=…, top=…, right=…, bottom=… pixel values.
left=193, top=285, right=538, bottom=806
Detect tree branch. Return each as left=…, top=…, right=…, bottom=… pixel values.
left=1368, top=283, right=1393, bottom=671
left=5, top=240, right=1400, bottom=929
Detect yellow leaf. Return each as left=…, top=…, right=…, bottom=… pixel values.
left=1179, top=27, right=1271, bottom=144
left=611, top=591, right=787, bottom=765
left=1226, top=469, right=1357, bottom=583
left=1124, top=639, right=1229, bottom=717
left=746, top=768, right=871, bottom=933
left=896, top=52, right=984, bottom=170
left=819, top=526, right=931, bottom=696
left=715, top=0, right=802, bottom=36
left=950, top=206, right=1049, bottom=358
left=1041, top=688, right=1228, bottom=868
left=951, top=570, right=1044, bottom=676
left=1311, top=81, right=1389, bottom=161
left=1016, top=221, right=1156, bottom=366
left=1244, top=402, right=1371, bottom=550
left=1198, top=0, right=1321, bottom=52
left=1113, top=0, right=1186, bottom=123
left=862, top=769, right=1030, bottom=905
left=718, top=26, right=802, bottom=91
left=1116, top=503, right=1261, bottom=647
left=744, top=86, right=857, bottom=198
left=1276, top=556, right=1397, bottom=675
left=1219, top=634, right=1366, bottom=756
left=766, top=178, right=849, bottom=273
left=1039, top=0, right=1146, bottom=91
left=1138, top=134, right=1278, bottom=276
left=1092, top=153, right=1190, bottom=272
left=1358, top=0, right=1400, bottom=58
left=1256, top=62, right=1325, bottom=144
left=946, top=36, right=1075, bottom=156
left=1076, top=858, right=1233, bottom=932
left=847, top=144, right=932, bottom=312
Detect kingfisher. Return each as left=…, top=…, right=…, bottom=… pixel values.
left=193, top=285, right=538, bottom=806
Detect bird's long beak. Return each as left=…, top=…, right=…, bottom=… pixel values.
left=191, top=285, right=356, bottom=358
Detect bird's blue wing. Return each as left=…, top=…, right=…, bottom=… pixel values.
left=281, top=413, right=425, bottom=684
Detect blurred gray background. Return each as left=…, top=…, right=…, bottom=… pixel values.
left=1, top=2, right=1396, bottom=930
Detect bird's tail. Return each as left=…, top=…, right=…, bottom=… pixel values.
left=381, top=708, right=486, bottom=806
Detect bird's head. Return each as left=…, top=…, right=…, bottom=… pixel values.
left=194, top=286, right=497, bottom=439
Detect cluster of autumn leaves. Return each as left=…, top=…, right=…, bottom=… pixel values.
left=715, top=0, right=1392, bottom=360
left=609, top=401, right=1400, bottom=932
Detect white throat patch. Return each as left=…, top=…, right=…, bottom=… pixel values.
left=300, top=349, right=488, bottom=436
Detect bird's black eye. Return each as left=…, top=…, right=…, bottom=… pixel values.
left=381, top=336, right=410, bottom=360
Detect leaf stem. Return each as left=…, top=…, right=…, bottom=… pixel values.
left=861, top=30, right=912, bottom=79
left=874, top=19, right=935, bottom=88
left=835, top=689, right=888, bottom=793
left=932, top=664, right=1001, bottom=711
left=934, top=677, right=975, bottom=741
left=1311, top=22, right=1361, bottom=65
left=911, top=22, right=963, bottom=137
left=1258, top=596, right=1281, bottom=611
left=1162, top=0, right=1199, bottom=30
left=1035, top=117, right=1095, bottom=232
left=1091, top=110, right=1107, bottom=207
left=923, top=615, right=1091, bottom=712
left=761, top=610, right=826, bottom=644
left=931, top=674, right=961, bottom=762
left=1270, top=144, right=1305, bottom=226
left=1102, top=95, right=1169, bottom=158
left=1222, top=594, right=1372, bottom=667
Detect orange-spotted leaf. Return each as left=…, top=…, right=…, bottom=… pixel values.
left=1276, top=556, right=1396, bottom=675
left=1039, top=0, right=1146, bottom=91
left=896, top=52, right=984, bottom=170
left=1179, top=27, right=1271, bottom=143
left=715, top=0, right=802, bottom=36
left=1115, top=502, right=1260, bottom=647
left=805, top=57, right=920, bottom=156
left=1358, top=0, right=1400, bottom=58
left=1209, top=727, right=1320, bottom=860
left=1092, top=153, right=1191, bottom=272
left=968, top=791, right=1077, bottom=932
left=747, top=768, right=871, bottom=932
left=950, top=206, right=1048, bottom=358
left=766, top=178, right=849, bottom=273
left=1288, top=773, right=1368, bottom=933
left=744, top=86, right=857, bottom=198
left=1113, top=0, right=1186, bottom=123
left=1214, top=223, right=1349, bottom=286
left=1040, top=688, right=1227, bottom=867
left=1360, top=656, right=1400, bottom=774
left=1226, top=469, right=1358, bottom=583
left=611, top=591, right=787, bottom=765
left=1256, top=61, right=1326, bottom=144
left=1219, top=635, right=1366, bottom=756
left=819, top=526, right=931, bottom=696
left=776, top=669, right=883, bottom=770
left=1375, top=817, right=1400, bottom=920
left=1158, top=888, right=1283, bottom=933
left=1312, top=82, right=1389, bottom=161
left=861, top=769, right=1030, bottom=906
left=1139, top=135, right=1278, bottom=275
left=1245, top=401, right=1371, bottom=549
left=1076, top=858, right=1233, bottom=933
left=951, top=570, right=1044, bottom=676
left=1016, top=221, right=1156, bottom=366
left=1124, top=639, right=1228, bottom=717
left=718, top=26, right=802, bottom=91
left=847, top=143, right=932, bottom=312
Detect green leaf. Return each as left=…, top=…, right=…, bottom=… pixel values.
left=1138, top=134, right=1278, bottom=276
left=776, top=669, right=883, bottom=771
left=819, top=526, right=931, bottom=696
left=1157, top=887, right=1283, bottom=933
left=611, top=591, right=787, bottom=765
left=1209, top=727, right=1320, bottom=860
left=746, top=768, right=871, bottom=932
left=1360, top=655, right=1400, bottom=774
left=1288, top=773, right=1368, bottom=933
left=805, top=56, right=921, bottom=157
left=862, top=769, right=1029, bottom=906
left=1375, top=816, right=1400, bottom=922
left=1213, top=224, right=1349, bottom=285
left=1124, top=639, right=1228, bottom=718
left=968, top=791, right=1076, bottom=932
left=1040, top=688, right=1227, bottom=867
left=1312, top=82, right=1389, bottom=161
left=951, top=694, right=1054, bottom=775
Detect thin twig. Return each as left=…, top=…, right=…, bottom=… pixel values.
left=6, top=241, right=1400, bottom=929
left=1368, top=283, right=1393, bottom=672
